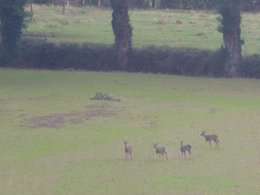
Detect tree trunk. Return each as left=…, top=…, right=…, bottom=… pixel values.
left=152, top=0, right=156, bottom=8
left=97, top=0, right=101, bottom=7
left=30, top=3, right=33, bottom=16
left=179, top=0, right=187, bottom=9
left=219, top=0, right=242, bottom=77
left=223, top=30, right=241, bottom=76
left=111, top=0, right=132, bottom=70
left=62, top=1, right=65, bottom=14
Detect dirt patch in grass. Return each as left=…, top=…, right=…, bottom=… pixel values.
left=25, top=102, right=116, bottom=128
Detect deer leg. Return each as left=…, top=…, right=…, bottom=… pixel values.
left=209, top=140, right=212, bottom=149
left=214, top=140, right=219, bottom=149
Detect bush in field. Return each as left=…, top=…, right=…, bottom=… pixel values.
left=91, top=92, right=120, bottom=101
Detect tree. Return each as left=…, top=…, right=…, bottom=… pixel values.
left=218, top=0, right=242, bottom=77
left=0, top=0, right=26, bottom=65
left=111, top=0, right=132, bottom=70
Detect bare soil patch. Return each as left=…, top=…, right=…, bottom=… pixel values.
left=26, top=103, right=116, bottom=128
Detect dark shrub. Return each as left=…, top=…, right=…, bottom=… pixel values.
left=129, top=47, right=223, bottom=76
left=19, top=38, right=116, bottom=70
left=239, top=55, right=260, bottom=78
left=14, top=38, right=260, bottom=78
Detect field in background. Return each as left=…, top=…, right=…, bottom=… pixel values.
left=0, top=68, right=260, bottom=194
left=25, top=5, right=260, bottom=55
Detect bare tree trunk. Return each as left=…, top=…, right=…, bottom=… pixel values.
left=152, top=0, right=156, bottom=8
left=223, top=31, right=241, bottom=76
left=179, top=0, right=187, bottom=9
left=62, top=1, right=65, bottom=14
left=30, top=3, right=33, bottom=16
left=111, top=0, right=132, bottom=70
left=219, top=0, right=242, bottom=77
left=96, top=0, right=102, bottom=7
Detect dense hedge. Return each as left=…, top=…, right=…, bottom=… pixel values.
left=18, top=39, right=117, bottom=70
left=239, top=55, right=260, bottom=78
left=1, top=38, right=257, bottom=78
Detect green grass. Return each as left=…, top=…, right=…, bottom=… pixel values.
left=1, top=68, right=260, bottom=194
left=26, top=5, right=260, bottom=55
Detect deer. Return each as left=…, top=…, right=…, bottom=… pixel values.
left=123, top=140, right=132, bottom=159
left=153, top=143, right=168, bottom=160
left=180, top=141, right=192, bottom=158
left=200, top=130, right=219, bottom=149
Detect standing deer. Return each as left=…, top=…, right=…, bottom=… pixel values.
left=180, top=141, right=192, bottom=158
left=200, top=130, right=219, bottom=149
left=153, top=143, right=168, bottom=160
left=123, top=140, right=132, bottom=159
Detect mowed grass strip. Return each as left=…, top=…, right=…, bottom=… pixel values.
left=26, top=5, right=260, bottom=55
left=0, top=68, right=260, bottom=194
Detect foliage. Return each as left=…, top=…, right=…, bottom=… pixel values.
left=239, top=55, right=260, bottom=78
left=1, top=4, right=259, bottom=78
left=16, top=38, right=260, bottom=78
left=19, top=38, right=116, bottom=70
left=11, top=39, right=240, bottom=77
left=217, top=1, right=241, bottom=35
left=0, top=0, right=26, bottom=65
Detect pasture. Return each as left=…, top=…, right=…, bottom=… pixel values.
left=0, top=69, right=260, bottom=194
left=25, top=5, right=260, bottom=55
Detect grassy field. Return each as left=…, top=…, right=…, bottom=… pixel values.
left=25, top=5, right=260, bottom=55
left=0, top=68, right=260, bottom=194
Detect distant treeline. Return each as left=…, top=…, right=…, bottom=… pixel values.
left=33, top=0, right=260, bottom=11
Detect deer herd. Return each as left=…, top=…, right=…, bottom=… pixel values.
left=123, top=130, right=220, bottom=160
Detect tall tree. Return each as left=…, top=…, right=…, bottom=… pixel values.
left=0, top=0, right=26, bottom=65
left=218, top=0, right=242, bottom=77
left=111, top=0, right=132, bottom=70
